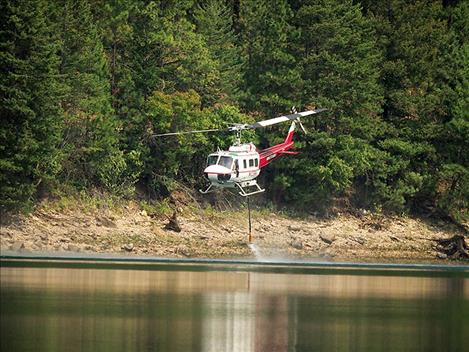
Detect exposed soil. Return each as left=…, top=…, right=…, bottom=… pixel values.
left=1, top=200, right=468, bottom=263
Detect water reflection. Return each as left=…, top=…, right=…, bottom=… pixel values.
left=1, top=265, right=468, bottom=351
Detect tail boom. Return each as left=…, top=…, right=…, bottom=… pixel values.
left=259, top=121, right=297, bottom=168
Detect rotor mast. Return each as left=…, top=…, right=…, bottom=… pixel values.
left=234, top=129, right=242, bottom=146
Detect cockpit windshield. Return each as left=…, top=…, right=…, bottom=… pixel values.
left=207, top=155, right=218, bottom=166
left=218, top=156, right=233, bottom=169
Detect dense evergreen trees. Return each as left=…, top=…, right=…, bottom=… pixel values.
left=362, top=0, right=465, bottom=216
left=58, top=0, right=123, bottom=191
left=437, top=1, right=469, bottom=218
left=193, top=0, right=242, bottom=103
left=1, top=0, right=467, bottom=220
left=1, top=0, right=64, bottom=209
left=274, top=0, right=384, bottom=207
left=241, top=0, right=300, bottom=114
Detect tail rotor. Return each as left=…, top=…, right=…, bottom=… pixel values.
left=297, top=117, right=307, bottom=134
left=290, top=107, right=307, bottom=134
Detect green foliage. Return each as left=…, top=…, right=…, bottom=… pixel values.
left=139, top=198, right=173, bottom=217
left=57, top=0, right=124, bottom=190
left=93, top=0, right=142, bottom=157
left=145, top=90, right=213, bottom=193
left=0, top=0, right=64, bottom=210
left=295, top=0, right=383, bottom=126
left=132, top=1, right=220, bottom=105
left=1, top=0, right=467, bottom=220
left=265, top=0, right=384, bottom=210
left=97, top=150, right=142, bottom=197
left=366, top=0, right=450, bottom=123
left=360, top=0, right=465, bottom=216
left=436, top=163, right=469, bottom=221
left=193, top=0, right=242, bottom=103
left=433, top=1, right=469, bottom=220
left=94, top=0, right=136, bottom=114
left=240, top=0, right=301, bottom=114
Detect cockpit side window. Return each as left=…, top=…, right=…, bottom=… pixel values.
left=207, top=155, right=218, bottom=166
left=218, top=156, right=233, bottom=169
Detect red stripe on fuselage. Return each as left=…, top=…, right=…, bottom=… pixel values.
left=206, top=169, right=259, bottom=175
left=259, top=140, right=294, bottom=168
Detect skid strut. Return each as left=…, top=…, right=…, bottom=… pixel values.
left=236, top=180, right=265, bottom=197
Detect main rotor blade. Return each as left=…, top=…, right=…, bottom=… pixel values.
left=152, top=128, right=224, bottom=137
left=151, top=108, right=327, bottom=136
left=248, top=108, right=327, bottom=129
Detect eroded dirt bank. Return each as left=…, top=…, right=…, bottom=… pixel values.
left=1, top=201, right=468, bottom=262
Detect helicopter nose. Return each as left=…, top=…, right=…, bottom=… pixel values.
left=217, top=173, right=231, bottom=182
left=204, top=165, right=232, bottom=183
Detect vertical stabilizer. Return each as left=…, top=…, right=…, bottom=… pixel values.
left=284, top=121, right=296, bottom=144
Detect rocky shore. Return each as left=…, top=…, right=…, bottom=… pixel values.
left=1, top=199, right=468, bottom=263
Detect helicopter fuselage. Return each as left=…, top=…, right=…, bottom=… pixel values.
left=204, top=143, right=260, bottom=187
left=203, top=121, right=299, bottom=192
left=153, top=108, right=326, bottom=196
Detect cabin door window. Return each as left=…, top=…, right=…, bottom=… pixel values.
left=234, top=159, right=239, bottom=177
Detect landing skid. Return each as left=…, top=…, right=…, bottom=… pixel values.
left=199, top=180, right=265, bottom=197
left=236, top=180, right=265, bottom=197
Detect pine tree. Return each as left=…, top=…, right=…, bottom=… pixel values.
left=193, top=0, right=242, bottom=103
left=92, top=0, right=148, bottom=194
left=362, top=0, right=454, bottom=211
left=57, top=0, right=125, bottom=191
left=436, top=1, right=469, bottom=219
left=0, top=0, right=64, bottom=210
left=124, top=1, right=222, bottom=186
left=269, top=0, right=384, bottom=208
left=295, top=0, right=383, bottom=136
left=132, top=1, right=219, bottom=105
left=92, top=0, right=137, bottom=115
left=91, top=1, right=222, bottom=193
left=240, top=0, right=301, bottom=115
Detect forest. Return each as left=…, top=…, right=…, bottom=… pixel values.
left=1, top=0, right=468, bottom=221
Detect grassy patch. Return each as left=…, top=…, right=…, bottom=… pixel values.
left=39, top=188, right=127, bottom=214
left=139, top=199, right=173, bottom=218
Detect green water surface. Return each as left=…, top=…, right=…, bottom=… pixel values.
left=1, top=260, right=468, bottom=352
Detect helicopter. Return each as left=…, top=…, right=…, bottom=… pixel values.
left=154, top=107, right=327, bottom=197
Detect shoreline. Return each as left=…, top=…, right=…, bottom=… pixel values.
left=1, top=199, right=468, bottom=264
left=2, top=253, right=468, bottom=273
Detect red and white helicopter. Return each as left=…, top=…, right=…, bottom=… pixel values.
left=154, top=108, right=327, bottom=196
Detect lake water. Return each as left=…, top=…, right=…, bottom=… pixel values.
left=1, top=258, right=468, bottom=351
